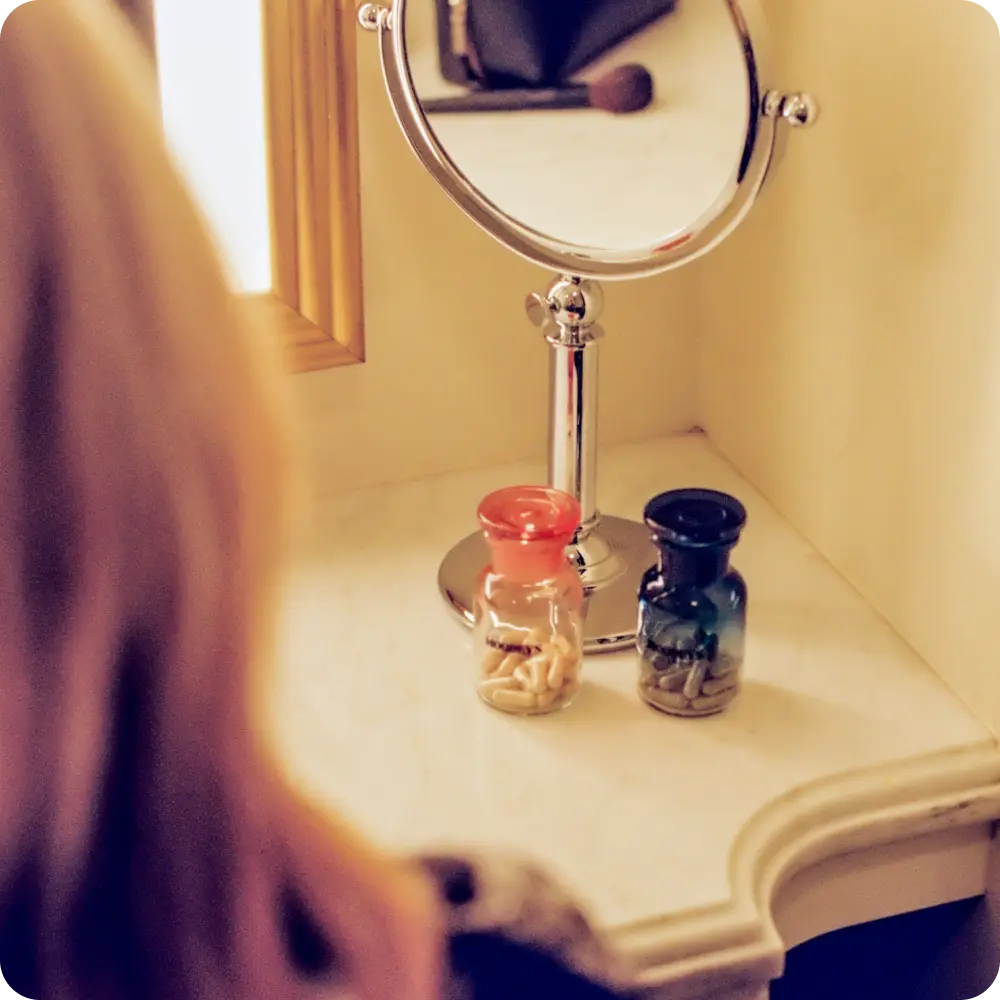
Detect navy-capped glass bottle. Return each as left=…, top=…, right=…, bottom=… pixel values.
left=637, top=489, right=747, bottom=717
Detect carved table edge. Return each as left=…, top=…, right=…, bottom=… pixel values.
left=614, top=739, right=1000, bottom=999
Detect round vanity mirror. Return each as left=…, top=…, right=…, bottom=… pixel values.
left=359, top=0, right=811, bottom=276
left=407, top=0, right=752, bottom=265
left=358, top=0, right=817, bottom=650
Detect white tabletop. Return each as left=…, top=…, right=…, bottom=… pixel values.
left=267, top=434, right=1000, bottom=995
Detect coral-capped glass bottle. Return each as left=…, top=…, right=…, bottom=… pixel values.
left=474, top=486, right=584, bottom=716
left=637, top=489, right=748, bottom=717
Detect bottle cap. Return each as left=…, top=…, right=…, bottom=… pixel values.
left=643, top=488, right=746, bottom=550
left=478, top=486, right=581, bottom=543
left=478, top=486, right=580, bottom=580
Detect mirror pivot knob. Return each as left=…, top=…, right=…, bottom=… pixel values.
left=357, top=3, right=387, bottom=30
left=527, top=276, right=604, bottom=331
left=764, top=90, right=820, bottom=128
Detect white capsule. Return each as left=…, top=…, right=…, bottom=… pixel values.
left=478, top=676, right=517, bottom=693
left=526, top=656, right=549, bottom=694
left=650, top=691, right=691, bottom=712
left=489, top=688, right=537, bottom=711
left=683, top=661, right=709, bottom=701
left=547, top=653, right=566, bottom=689
left=481, top=648, right=506, bottom=677
left=657, top=669, right=687, bottom=692
left=701, top=675, right=739, bottom=697
left=513, top=665, right=534, bottom=689
left=535, top=689, right=561, bottom=711
left=691, top=691, right=736, bottom=713
left=553, top=633, right=573, bottom=655
left=494, top=654, right=522, bottom=678
left=708, top=656, right=738, bottom=679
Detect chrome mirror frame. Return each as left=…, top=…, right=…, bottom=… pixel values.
left=359, top=0, right=816, bottom=279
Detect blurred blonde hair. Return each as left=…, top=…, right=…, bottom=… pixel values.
left=0, top=2, right=440, bottom=999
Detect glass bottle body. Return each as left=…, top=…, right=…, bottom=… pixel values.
left=474, top=562, right=584, bottom=716
left=637, top=563, right=746, bottom=717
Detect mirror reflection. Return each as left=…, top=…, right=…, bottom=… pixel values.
left=404, top=0, right=753, bottom=252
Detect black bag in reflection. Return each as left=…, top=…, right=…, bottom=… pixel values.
left=435, top=0, right=678, bottom=89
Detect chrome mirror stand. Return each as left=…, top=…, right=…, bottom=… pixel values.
left=433, top=95, right=819, bottom=653
left=359, top=0, right=822, bottom=652
left=438, top=275, right=656, bottom=653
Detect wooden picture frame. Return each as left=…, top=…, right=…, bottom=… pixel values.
left=247, top=0, right=365, bottom=372
left=246, top=0, right=365, bottom=373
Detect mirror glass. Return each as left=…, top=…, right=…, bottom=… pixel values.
left=402, top=0, right=754, bottom=255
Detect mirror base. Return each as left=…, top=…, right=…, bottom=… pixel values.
left=438, top=515, right=657, bottom=654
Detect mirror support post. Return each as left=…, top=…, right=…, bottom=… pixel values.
left=438, top=272, right=659, bottom=653
left=528, top=276, right=603, bottom=539
left=522, top=275, right=659, bottom=649
left=548, top=338, right=600, bottom=535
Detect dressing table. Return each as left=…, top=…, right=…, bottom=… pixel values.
left=268, top=433, right=1000, bottom=999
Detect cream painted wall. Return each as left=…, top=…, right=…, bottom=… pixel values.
left=696, top=0, right=1000, bottom=731
left=154, top=6, right=699, bottom=496
left=290, top=34, right=698, bottom=494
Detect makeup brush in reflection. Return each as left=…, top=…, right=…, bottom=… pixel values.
left=421, top=64, right=654, bottom=116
